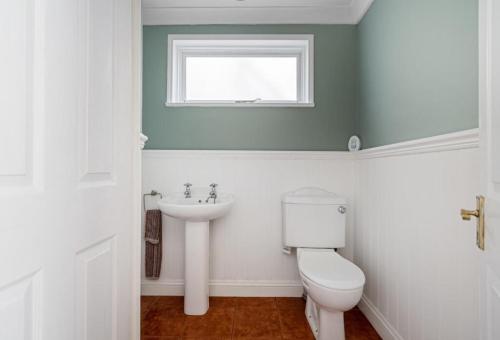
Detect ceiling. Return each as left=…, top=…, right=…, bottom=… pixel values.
left=142, top=0, right=374, bottom=25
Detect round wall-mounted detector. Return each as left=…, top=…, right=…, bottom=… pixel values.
left=348, top=135, right=361, bottom=152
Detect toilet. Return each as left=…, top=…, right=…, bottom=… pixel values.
left=282, top=187, right=365, bottom=340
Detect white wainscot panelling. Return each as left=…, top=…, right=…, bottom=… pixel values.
left=76, top=237, right=116, bottom=340
left=0, top=271, right=41, bottom=340
left=141, top=151, right=355, bottom=296
left=140, top=130, right=482, bottom=339
left=77, top=0, right=115, bottom=186
left=355, top=131, right=481, bottom=340
left=0, top=0, right=43, bottom=191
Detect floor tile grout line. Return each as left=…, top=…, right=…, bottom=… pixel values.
left=274, top=297, right=286, bottom=340
left=230, top=297, right=236, bottom=340
left=276, top=298, right=287, bottom=340
left=272, top=297, right=281, bottom=340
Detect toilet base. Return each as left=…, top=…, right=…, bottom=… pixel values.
left=305, top=295, right=319, bottom=337
left=319, top=308, right=344, bottom=340
left=305, top=295, right=346, bottom=340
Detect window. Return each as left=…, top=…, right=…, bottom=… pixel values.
left=166, top=35, right=314, bottom=107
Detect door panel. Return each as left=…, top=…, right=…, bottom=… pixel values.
left=0, top=0, right=41, bottom=189
left=77, top=0, right=115, bottom=185
left=0, top=271, right=42, bottom=340
left=76, top=237, right=116, bottom=340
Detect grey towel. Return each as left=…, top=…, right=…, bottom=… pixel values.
left=145, top=209, right=162, bottom=279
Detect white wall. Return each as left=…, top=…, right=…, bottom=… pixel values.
left=354, top=130, right=480, bottom=340
left=142, top=150, right=355, bottom=296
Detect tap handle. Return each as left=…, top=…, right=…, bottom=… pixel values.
left=184, top=183, right=192, bottom=188
left=209, top=183, right=218, bottom=189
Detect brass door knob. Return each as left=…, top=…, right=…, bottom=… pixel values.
left=461, top=209, right=479, bottom=220
left=460, top=196, right=485, bottom=250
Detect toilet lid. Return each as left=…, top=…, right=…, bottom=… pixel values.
left=298, top=250, right=365, bottom=290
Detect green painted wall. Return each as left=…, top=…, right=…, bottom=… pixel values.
left=142, top=25, right=358, bottom=150
left=143, top=4, right=479, bottom=151
left=357, top=0, right=479, bottom=148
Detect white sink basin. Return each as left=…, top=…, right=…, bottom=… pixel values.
left=156, top=187, right=234, bottom=316
left=158, top=192, right=234, bottom=222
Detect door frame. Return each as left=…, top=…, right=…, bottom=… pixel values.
left=478, top=0, right=500, bottom=339
left=131, top=0, right=143, bottom=339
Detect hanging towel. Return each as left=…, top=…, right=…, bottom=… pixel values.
left=145, top=209, right=162, bottom=279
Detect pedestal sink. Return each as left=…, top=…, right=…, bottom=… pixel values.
left=157, top=189, right=234, bottom=315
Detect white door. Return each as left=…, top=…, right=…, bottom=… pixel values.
left=0, top=0, right=136, bottom=339
left=479, top=0, right=500, bottom=339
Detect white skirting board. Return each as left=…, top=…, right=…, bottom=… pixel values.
left=358, top=295, right=404, bottom=340
left=142, top=280, right=304, bottom=297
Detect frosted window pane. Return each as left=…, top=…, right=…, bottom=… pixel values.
left=185, top=57, right=297, bottom=101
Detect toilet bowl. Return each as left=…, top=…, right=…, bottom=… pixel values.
left=281, top=187, right=366, bottom=340
left=297, top=248, right=365, bottom=340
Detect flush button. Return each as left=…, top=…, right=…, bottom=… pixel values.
left=338, top=206, right=346, bottom=214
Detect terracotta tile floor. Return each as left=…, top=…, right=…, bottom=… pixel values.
left=141, top=296, right=381, bottom=340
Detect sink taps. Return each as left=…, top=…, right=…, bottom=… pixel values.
left=184, top=183, right=192, bottom=198
left=206, top=183, right=218, bottom=203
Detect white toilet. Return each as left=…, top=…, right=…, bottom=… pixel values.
left=282, top=187, right=366, bottom=340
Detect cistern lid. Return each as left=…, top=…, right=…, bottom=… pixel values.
left=281, top=187, right=346, bottom=205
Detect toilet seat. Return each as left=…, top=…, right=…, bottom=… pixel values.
left=298, top=249, right=365, bottom=290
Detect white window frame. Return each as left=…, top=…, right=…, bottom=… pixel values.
left=166, top=34, right=315, bottom=107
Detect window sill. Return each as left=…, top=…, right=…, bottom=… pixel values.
left=164, top=102, right=316, bottom=108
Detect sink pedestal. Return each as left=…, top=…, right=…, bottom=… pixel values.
left=184, top=221, right=210, bottom=315
left=157, top=190, right=234, bottom=315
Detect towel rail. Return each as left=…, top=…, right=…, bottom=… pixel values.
left=143, top=190, right=163, bottom=211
